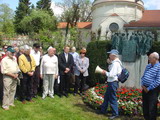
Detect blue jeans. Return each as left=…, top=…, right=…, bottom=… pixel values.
left=100, top=81, right=119, bottom=116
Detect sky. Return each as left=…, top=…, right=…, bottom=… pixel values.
left=0, top=0, right=160, bottom=15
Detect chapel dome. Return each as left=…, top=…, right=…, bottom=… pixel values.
left=93, top=0, right=144, bottom=6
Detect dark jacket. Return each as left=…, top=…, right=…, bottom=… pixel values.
left=58, top=52, right=74, bottom=75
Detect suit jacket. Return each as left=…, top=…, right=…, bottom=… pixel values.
left=58, top=52, right=74, bottom=75
left=75, top=56, right=89, bottom=77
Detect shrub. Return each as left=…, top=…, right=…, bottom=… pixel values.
left=86, top=40, right=111, bottom=87
left=149, top=41, right=160, bottom=54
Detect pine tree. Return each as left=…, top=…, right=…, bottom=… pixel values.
left=14, top=0, right=31, bottom=34
left=36, top=0, right=53, bottom=16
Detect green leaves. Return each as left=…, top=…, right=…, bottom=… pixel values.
left=19, top=10, right=57, bottom=34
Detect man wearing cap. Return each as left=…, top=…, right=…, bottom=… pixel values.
left=18, top=45, right=36, bottom=104
left=1, top=47, right=20, bottom=110
left=97, top=49, right=122, bottom=119
left=30, top=43, right=41, bottom=98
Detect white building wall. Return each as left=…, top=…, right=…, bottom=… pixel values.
left=92, top=0, right=144, bottom=36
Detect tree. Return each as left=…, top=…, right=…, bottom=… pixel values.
left=0, top=4, right=15, bottom=35
left=57, top=0, right=92, bottom=42
left=59, top=0, right=92, bottom=23
left=14, top=0, right=31, bottom=34
left=20, top=9, right=57, bottom=34
left=36, top=0, right=53, bottom=16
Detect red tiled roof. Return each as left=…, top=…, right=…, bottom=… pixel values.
left=124, top=10, right=160, bottom=28
left=110, top=13, right=119, bottom=16
left=58, top=22, right=92, bottom=29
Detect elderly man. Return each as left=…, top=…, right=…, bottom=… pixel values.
left=70, top=47, right=79, bottom=88
left=97, top=49, right=122, bottom=120
left=1, top=47, right=20, bottom=110
left=141, top=52, right=160, bottom=120
left=58, top=46, right=74, bottom=97
left=18, top=45, right=36, bottom=104
left=30, top=43, right=41, bottom=98
left=40, top=47, right=58, bottom=99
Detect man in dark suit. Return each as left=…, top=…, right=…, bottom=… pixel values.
left=58, top=46, right=74, bottom=97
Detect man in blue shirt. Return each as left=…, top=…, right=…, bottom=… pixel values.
left=141, top=52, right=160, bottom=120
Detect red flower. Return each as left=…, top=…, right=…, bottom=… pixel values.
left=128, top=93, right=132, bottom=96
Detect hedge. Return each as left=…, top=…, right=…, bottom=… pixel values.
left=86, top=40, right=160, bottom=87
left=86, top=40, right=111, bottom=87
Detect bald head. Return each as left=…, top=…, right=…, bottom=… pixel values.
left=149, top=52, right=159, bottom=65
left=71, top=47, right=76, bottom=52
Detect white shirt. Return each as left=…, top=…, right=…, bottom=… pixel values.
left=64, top=52, right=68, bottom=62
left=106, top=58, right=122, bottom=82
left=40, top=54, right=58, bottom=75
left=30, top=49, right=40, bottom=66
left=1, top=56, right=20, bottom=74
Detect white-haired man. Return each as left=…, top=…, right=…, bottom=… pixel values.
left=70, top=47, right=79, bottom=93
left=141, top=52, right=160, bottom=120
left=97, top=49, right=122, bottom=120
left=1, top=47, right=20, bottom=110
left=40, top=47, right=58, bottom=99
left=18, top=45, right=36, bottom=104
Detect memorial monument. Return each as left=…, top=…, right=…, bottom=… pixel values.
left=91, top=0, right=155, bottom=88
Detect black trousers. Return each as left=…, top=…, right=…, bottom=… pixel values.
left=31, top=66, right=40, bottom=96
left=74, top=74, right=86, bottom=93
left=142, top=88, right=159, bottom=120
left=20, top=73, right=33, bottom=101
left=60, top=74, right=70, bottom=94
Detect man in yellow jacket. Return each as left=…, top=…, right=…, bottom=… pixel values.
left=18, top=45, right=36, bottom=104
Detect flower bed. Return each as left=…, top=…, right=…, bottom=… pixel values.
left=82, top=83, right=160, bottom=116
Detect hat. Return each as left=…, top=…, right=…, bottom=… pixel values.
left=107, top=49, right=119, bottom=55
left=33, top=43, right=40, bottom=48
left=47, top=46, right=53, bottom=51
left=7, top=47, right=15, bottom=53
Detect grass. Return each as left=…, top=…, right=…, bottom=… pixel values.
left=0, top=94, right=158, bottom=120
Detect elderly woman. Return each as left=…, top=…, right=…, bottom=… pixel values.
left=74, top=49, right=89, bottom=96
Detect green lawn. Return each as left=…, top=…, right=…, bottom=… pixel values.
left=0, top=94, right=156, bottom=120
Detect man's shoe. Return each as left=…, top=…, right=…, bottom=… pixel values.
left=9, top=104, right=15, bottom=107
left=33, top=95, right=37, bottom=98
left=64, top=93, right=68, bottom=97
left=79, top=93, right=83, bottom=96
left=2, top=107, right=9, bottom=110
left=73, top=93, right=77, bottom=96
left=28, top=100, right=34, bottom=103
left=42, top=95, right=46, bottom=99
left=22, top=101, right=26, bottom=104
left=96, top=110, right=106, bottom=115
left=49, top=95, right=54, bottom=98
left=109, top=115, right=119, bottom=120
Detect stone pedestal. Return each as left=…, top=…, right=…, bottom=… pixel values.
left=119, top=55, right=148, bottom=88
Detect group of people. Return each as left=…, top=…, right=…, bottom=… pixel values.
left=0, top=44, right=89, bottom=111
left=1, top=43, right=160, bottom=120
